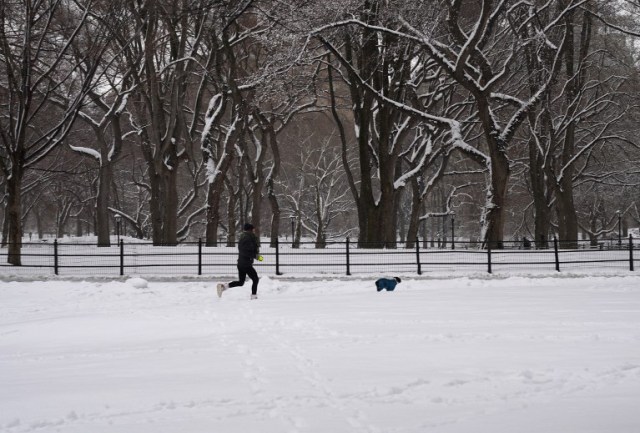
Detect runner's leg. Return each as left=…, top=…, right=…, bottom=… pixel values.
left=246, top=265, right=259, bottom=296
left=229, top=265, right=247, bottom=288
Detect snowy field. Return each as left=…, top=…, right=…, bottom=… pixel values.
left=1, top=274, right=640, bottom=433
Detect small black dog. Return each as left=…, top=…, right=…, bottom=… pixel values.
left=375, top=277, right=401, bottom=292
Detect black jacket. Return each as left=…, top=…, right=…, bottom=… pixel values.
left=237, top=231, right=259, bottom=266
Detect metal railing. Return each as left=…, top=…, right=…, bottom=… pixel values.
left=0, top=236, right=636, bottom=277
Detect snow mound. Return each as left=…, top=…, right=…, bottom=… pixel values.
left=126, top=277, right=148, bottom=289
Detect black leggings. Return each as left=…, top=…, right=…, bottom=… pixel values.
left=229, top=264, right=259, bottom=295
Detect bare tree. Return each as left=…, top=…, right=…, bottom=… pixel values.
left=113, top=0, right=226, bottom=245
left=313, top=1, right=588, bottom=248
left=0, top=0, right=114, bottom=263
left=200, top=3, right=259, bottom=246
left=522, top=3, right=640, bottom=247
left=67, top=37, right=135, bottom=245
left=315, top=2, right=453, bottom=247
left=283, top=137, right=353, bottom=248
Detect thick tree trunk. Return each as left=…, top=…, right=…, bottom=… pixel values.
left=379, top=160, right=398, bottom=248
left=149, top=169, right=163, bottom=245
left=482, top=152, right=510, bottom=249
left=226, top=185, right=238, bottom=247
left=477, top=99, right=510, bottom=249
left=205, top=183, right=222, bottom=247
left=1, top=202, right=8, bottom=248
left=555, top=7, right=589, bottom=249
left=315, top=226, right=326, bottom=249
left=249, top=178, right=264, bottom=241
left=205, top=153, right=235, bottom=247
left=294, top=215, right=302, bottom=247
left=354, top=122, right=399, bottom=247
left=96, top=160, right=112, bottom=246
left=556, top=184, right=578, bottom=248
left=147, top=160, right=179, bottom=246
left=163, top=167, right=178, bottom=246
left=556, top=123, right=578, bottom=248
left=381, top=200, right=397, bottom=248
left=265, top=124, right=282, bottom=248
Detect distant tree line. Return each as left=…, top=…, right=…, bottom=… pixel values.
left=2, top=0, right=640, bottom=264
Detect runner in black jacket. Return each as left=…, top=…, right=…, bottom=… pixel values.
left=217, top=223, right=260, bottom=299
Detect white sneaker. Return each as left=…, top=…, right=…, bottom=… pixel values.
left=250, top=294, right=258, bottom=300
left=217, top=283, right=227, bottom=298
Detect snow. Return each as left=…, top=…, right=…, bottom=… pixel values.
left=125, top=277, right=148, bottom=289
left=68, top=145, right=101, bottom=163
left=1, top=274, right=640, bottom=432
left=201, top=94, right=224, bottom=144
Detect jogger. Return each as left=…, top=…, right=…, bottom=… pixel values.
left=218, top=223, right=260, bottom=299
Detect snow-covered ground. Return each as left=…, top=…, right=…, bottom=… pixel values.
left=1, top=274, right=640, bottom=433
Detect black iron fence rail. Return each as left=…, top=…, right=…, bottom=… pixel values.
left=0, top=236, right=637, bottom=277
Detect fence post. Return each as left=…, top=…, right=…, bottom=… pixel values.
left=275, top=237, right=282, bottom=275
left=630, top=235, right=634, bottom=272
left=54, top=239, right=59, bottom=275
left=416, top=238, right=422, bottom=275
left=553, top=236, right=560, bottom=272
left=346, top=237, right=351, bottom=276
left=487, top=242, right=492, bottom=274
left=198, top=238, right=202, bottom=275
left=119, top=239, right=124, bottom=276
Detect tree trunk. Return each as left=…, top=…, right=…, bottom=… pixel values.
left=268, top=180, right=280, bottom=248
left=477, top=99, right=510, bottom=249
left=529, top=134, right=551, bottom=248
left=225, top=179, right=240, bottom=247
left=354, top=133, right=399, bottom=248
left=554, top=7, right=590, bottom=250
left=482, top=151, right=510, bottom=249
left=313, top=188, right=326, bottom=249
left=315, top=225, right=326, bottom=249
left=1, top=201, right=8, bottom=248
left=265, top=123, right=282, bottom=248
left=149, top=169, right=163, bottom=245
left=36, top=212, right=43, bottom=239
left=379, top=159, right=398, bottom=248
left=226, top=182, right=238, bottom=247
left=556, top=121, right=578, bottom=248
left=556, top=181, right=578, bottom=248
left=145, top=156, right=179, bottom=246
left=205, top=153, right=235, bottom=247
left=6, top=164, right=24, bottom=265
left=163, top=167, right=178, bottom=245
left=96, top=159, right=112, bottom=246
left=75, top=216, right=83, bottom=237
left=405, top=178, right=422, bottom=249
left=93, top=112, right=123, bottom=246
left=249, top=177, right=264, bottom=241
left=205, top=183, right=221, bottom=246
left=294, top=215, right=302, bottom=247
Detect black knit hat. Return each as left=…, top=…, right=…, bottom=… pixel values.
left=394, top=277, right=401, bottom=283
left=243, top=223, right=254, bottom=231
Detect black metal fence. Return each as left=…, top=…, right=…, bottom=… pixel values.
left=0, top=236, right=637, bottom=277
